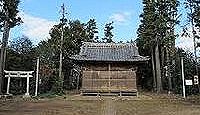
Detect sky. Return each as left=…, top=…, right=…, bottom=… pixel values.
left=7, top=0, right=198, bottom=53
left=10, top=0, right=143, bottom=44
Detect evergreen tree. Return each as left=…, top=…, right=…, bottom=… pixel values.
left=184, top=0, right=200, bottom=93
left=6, top=36, right=35, bottom=71
left=5, top=36, right=35, bottom=94
left=103, top=21, right=114, bottom=43
left=37, top=19, right=100, bottom=92
left=0, top=0, right=22, bottom=94
left=85, top=19, right=99, bottom=42
left=137, top=0, right=161, bottom=92
left=137, top=0, right=179, bottom=92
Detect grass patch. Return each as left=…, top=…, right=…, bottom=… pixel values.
left=37, top=92, right=62, bottom=99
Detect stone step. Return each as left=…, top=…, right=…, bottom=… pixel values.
left=100, top=93, right=119, bottom=96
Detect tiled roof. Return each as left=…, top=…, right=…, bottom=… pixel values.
left=70, top=42, right=149, bottom=62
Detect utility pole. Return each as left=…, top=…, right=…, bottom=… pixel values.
left=181, top=57, right=186, bottom=98
left=59, top=3, right=67, bottom=87
left=35, top=57, right=39, bottom=96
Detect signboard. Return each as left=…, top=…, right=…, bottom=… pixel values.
left=194, top=75, right=199, bottom=85
left=185, top=80, right=193, bottom=86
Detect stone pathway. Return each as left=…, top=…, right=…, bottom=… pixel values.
left=102, top=98, right=116, bottom=115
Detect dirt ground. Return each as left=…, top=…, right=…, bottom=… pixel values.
left=0, top=94, right=200, bottom=115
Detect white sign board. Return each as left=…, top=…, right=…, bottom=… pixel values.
left=185, top=80, right=193, bottom=86
left=194, top=75, right=199, bottom=85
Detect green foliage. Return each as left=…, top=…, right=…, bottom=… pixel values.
left=5, top=36, right=36, bottom=95
left=85, top=19, right=99, bottom=42
left=172, top=48, right=199, bottom=94
left=38, top=91, right=59, bottom=98
left=183, top=0, right=200, bottom=44
left=46, top=19, right=99, bottom=58
left=36, top=19, right=100, bottom=94
left=0, top=0, right=22, bottom=30
left=37, top=19, right=99, bottom=69
left=137, top=62, right=154, bottom=90
left=137, top=0, right=179, bottom=92
left=6, top=36, right=35, bottom=71
left=137, top=0, right=179, bottom=54
left=102, top=21, right=114, bottom=43
left=0, top=0, right=22, bottom=93
left=50, top=75, right=64, bottom=95
left=11, top=36, right=33, bottom=54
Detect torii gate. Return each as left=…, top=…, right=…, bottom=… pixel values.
left=4, top=70, right=34, bottom=96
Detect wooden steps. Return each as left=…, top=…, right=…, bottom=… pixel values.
left=81, top=90, right=137, bottom=96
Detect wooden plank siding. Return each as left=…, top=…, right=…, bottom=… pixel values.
left=81, top=67, right=137, bottom=92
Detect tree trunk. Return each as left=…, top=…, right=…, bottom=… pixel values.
left=166, top=48, right=172, bottom=94
left=161, top=47, right=165, bottom=78
left=155, top=41, right=162, bottom=93
left=151, top=48, right=156, bottom=91
left=0, top=20, right=10, bottom=94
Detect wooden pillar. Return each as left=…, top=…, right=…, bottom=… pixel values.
left=76, top=71, right=80, bottom=91
left=25, top=73, right=30, bottom=96
left=6, top=77, right=10, bottom=94
left=91, top=69, right=93, bottom=90
left=108, top=63, right=111, bottom=93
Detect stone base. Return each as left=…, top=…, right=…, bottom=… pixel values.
left=0, top=94, right=13, bottom=99
left=23, top=93, right=31, bottom=98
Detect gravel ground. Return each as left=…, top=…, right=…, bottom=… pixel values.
left=0, top=94, right=200, bottom=115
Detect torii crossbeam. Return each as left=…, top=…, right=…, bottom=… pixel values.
left=4, top=70, right=34, bottom=96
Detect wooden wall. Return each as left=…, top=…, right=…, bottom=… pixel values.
left=81, top=62, right=137, bottom=92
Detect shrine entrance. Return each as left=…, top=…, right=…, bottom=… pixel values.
left=4, top=70, right=34, bottom=96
